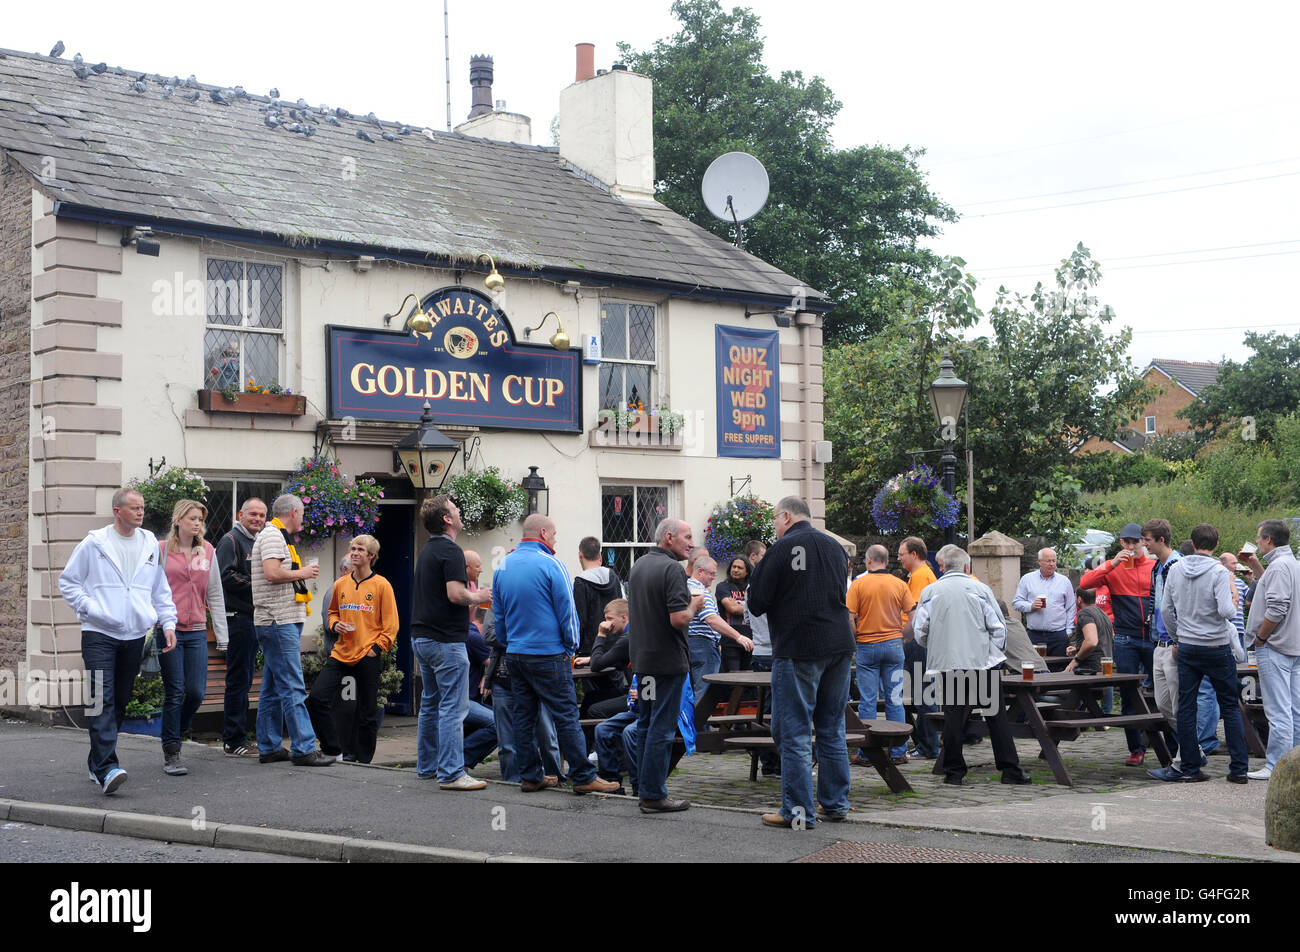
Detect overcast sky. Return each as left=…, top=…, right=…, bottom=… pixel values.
left=8, top=0, right=1299, bottom=369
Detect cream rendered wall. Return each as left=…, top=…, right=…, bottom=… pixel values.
left=82, top=235, right=808, bottom=581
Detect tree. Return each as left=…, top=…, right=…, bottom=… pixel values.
left=617, top=0, right=956, bottom=344
left=1178, top=331, right=1300, bottom=443
left=825, top=245, right=1151, bottom=544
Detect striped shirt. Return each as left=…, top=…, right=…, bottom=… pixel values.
left=687, top=578, right=721, bottom=642
left=251, top=526, right=304, bottom=626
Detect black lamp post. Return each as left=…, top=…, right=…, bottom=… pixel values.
left=394, top=401, right=460, bottom=493
left=521, top=466, right=549, bottom=516
left=927, top=357, right=969, bottom=546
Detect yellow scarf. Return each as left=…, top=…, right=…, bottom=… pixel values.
left=271, top=517, right=313, bottom=616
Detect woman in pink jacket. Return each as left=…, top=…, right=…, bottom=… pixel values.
left=158, top=500, right=228, bottom=776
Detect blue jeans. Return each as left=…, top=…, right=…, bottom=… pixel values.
left=160, top=629, right=207, bottom=749
left=508, top=653, right=597, bottom=786
left=1257, top=643, right=1300, bottom=770
left=771, top=653, right=852, bottom=826
left=463, top=698, right=499, bottom=769
left=1197, top=677, right=1220, bottom=753
left=222, top=613, right=257, bottom=746
left=489, top=681, right=563, bottom=782
left=903, top=638, right=939, bottom=757
left=80, top=631, right=144, bottom=782
left=633, top=671, right=686, bottom=801
left=688, top=635, right=721, bottom=701
left=413, top=639, right=470, bottom=783
left=1175, top=643, right=1247, bottom=776
left=596, top=710, right=638, bottom=784
left=254, top=622, right=317, bottom=757
left=855, top=639, right=907, bottom=759
left=1114, top=634, right=1156, bottom=754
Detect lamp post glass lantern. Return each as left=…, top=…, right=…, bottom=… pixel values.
left=521, top=465, right=549, bottom=516
left=394, top=401, right=459, bottom=491
left=927, top=358, right=968, bottom=545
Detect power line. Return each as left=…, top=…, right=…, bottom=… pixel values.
left=962, top=170, right=1300, bottom=219
left=976, top=247, right=1300, bottom=283
left=957, top=156, right=1300, bottom=208
left=1131, top=322, right=1300, bottom=336
left=971, top=238, right=1300, bottom=274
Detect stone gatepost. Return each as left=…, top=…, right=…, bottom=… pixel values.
left=969, top=531, right=1024, bottom=611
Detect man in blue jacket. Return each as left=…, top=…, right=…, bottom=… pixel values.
left=59, top=487, right=178, bottom=795
left=493, top=514, right=619, bottom=795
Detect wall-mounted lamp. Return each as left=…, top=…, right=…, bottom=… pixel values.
left=120, top=226, right=160, bottom=257
left=745, top=305, right=797, bottom=328
left=394, top=401, right=460, bottom=491
left=382, top=293, right=434, bottom=335
left=478, top=253, right=505, bottom=293
left=521, top=465, right=549, bottom=516
left=523, top=311, right=571, bottom=350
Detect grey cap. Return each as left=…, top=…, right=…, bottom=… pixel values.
left=1120, top=523, right=1143, bottom=540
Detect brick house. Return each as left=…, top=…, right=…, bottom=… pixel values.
left=1073, top=358, right=1222, bottom=456
left=0, top=46, right=843, bottom=717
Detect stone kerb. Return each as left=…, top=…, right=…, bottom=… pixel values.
left=969, top=530, right=1025, bottom=611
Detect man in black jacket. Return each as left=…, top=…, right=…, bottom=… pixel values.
left=747, top=496, right=854, bottom=829
left=573, top=536, right=624, bottom=655
left=214, top=498, right=266, bottom=756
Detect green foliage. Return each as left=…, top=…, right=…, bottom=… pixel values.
left=445, top=466, right=527, bottom=532
left=705, top=495, right=775, bottom=567
left=1074, top=452, right=1175, bottom=494
left=1084, top=478, right=1275, bottom=556
left=1179, top=331, right=1300, bottom=442
left=617, top=0, right=956, bottom=344
left=825, top=244, right=1149, bottom=539
left=129, top=466, right=209, bottom=533
left=125, top=675, right=164, bottom=719
left=1202, top=440, right=1286, bottom=512
left=1028, top=470, right=1105, bottom=552
left=1143, top=431, right=1203, bottom=462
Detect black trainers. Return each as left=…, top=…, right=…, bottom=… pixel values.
left=291, top=750, right=335, bottom=767
left=258, top=748, right=291, bottom=764
left=224, top=741, right=257, bottom=757
left=163, top=745, right=188, bottom=776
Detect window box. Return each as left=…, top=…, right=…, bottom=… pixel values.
left=197, top=389, right=307, bottom=416
left=589, top=409, right=683, bottom=450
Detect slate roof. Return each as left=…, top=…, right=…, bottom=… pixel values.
left=1146, top=359, right=1222, bottom=396
left=0, top=48, right=822, bottom=307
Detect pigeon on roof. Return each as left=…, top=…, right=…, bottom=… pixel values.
left=366, top=112, right=382, bottom=128
left=323, top=114, right=340, bottom=126
left=296, top=98, right=308, bottom=108
left=50, top=41, right=65, bottom=58
left=131, top=80, right=146, bottom=93
left=334, top=107, right=350, bottom=119
left=182, top=90, right=200, bottom=102
left=233, top=85, right=247, bottom=98
left=91, top=62, right=107, bottom=74
left=285, top=122, right=303, bottom=134
left=210, top=89, right=230, bottom=104
left=269, top=87, right=279, bottom=98
left=381, top=132, right=397, bottom=141
left=356, top=130, right=374, bottom=143
left=302, top=125, right=316, bottom=137
left=167, top=75, right=179, bottom=87
left=73, top=53, right=83, bottom=67
left=162, top=84, right=174, bottom=98
left=184, top=74, right=197, bottom=88
left=398, top=125, right=412, bottom=135
left=265, top=114, right=282, bottom=128
left=73, top=64, right=90, bottom=80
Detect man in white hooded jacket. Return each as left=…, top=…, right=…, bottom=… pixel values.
left=59, top=488, right=177, bottom=794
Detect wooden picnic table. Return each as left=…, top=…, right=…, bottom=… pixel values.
left=998, top=670, right=1172, bottom=786
left=571, top=664, right=619, bottom=681
left=1236, top=664, right=1267, bottom=758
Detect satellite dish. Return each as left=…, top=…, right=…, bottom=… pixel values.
left=702, top=152, right=769, bottom=226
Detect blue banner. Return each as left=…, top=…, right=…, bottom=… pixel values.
left=326, top=287, right=581, bottom=432
left=716, top=325, right=780, bottom=457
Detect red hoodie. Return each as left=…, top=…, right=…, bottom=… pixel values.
left=1080, top=555, right=1153, bottom=638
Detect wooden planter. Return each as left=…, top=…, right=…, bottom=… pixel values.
left=197, top=389, right=306, bottom=415
left=589, top=410, right=684, bottom=450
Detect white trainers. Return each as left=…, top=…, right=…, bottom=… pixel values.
left=101, top=767, right=128, bottom=795
left=1247, top=766, right=1273, bottom=781
left=439, top=773, right=488, bottom=791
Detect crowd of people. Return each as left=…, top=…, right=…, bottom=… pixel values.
left=58, top=486, right=1300, bottom=829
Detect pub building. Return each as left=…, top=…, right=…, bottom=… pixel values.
left=0, top=44, right=846, bottom=716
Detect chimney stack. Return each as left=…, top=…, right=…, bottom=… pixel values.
left=575, top=43, right=595, bottom=82
left=468, top=54, right=494, bottom=119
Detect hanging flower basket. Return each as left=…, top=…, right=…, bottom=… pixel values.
left=705, top=494, right=776, bottom=568
left=445, top=467, right=527, bottom=533
left=870, top=464, right=960, bottom=537
left=282, top=455, right=384, bottom=545
left=129, top=466, right=209, bottom=534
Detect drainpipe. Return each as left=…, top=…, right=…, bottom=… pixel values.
left=796, top=313, right=814, bottom=514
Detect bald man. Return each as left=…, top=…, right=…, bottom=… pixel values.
left=492, top=514, right=618, bottom=795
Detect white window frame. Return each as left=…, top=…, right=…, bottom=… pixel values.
left=200, top=474, right=286, bottom=542
left=203, top=257, right=287, bottom=391
left=598, top=298, right=663, bottom=411
left=1145, top=415, right=1157, bottom=435
left=599, top=480, right=681, bottom=572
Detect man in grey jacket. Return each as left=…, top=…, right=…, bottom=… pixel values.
left=914, top=545, right=1029, bottom=786
left=1149, top=523, right=1249, bottom=784
left=1246, top=519, right=1300, bottom=781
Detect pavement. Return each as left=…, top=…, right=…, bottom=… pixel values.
left=1, top=714, right=1295, bottom=863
